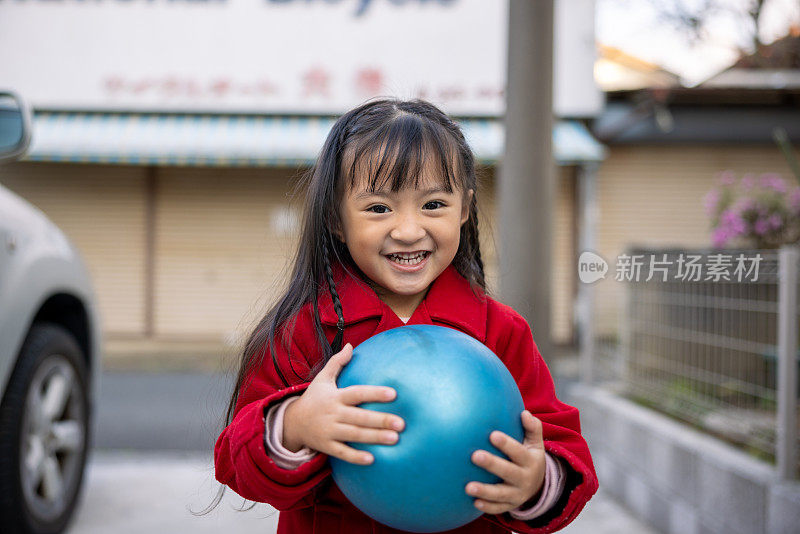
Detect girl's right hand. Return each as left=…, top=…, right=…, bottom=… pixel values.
left=282, top=343, right=405, bottom=465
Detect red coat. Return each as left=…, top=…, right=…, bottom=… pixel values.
left=214, top=262, right=598, bottom=534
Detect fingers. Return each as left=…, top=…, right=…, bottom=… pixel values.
left=467, top=420, right=548, bottom=515
left=465, top=481, right=517, bottom=509
left=317, top=343, right=353, bottom=381
left=339, top=383, right=397, bottom=405
left=471, top=497, right=514, bottom=515
left=488, top=430, right=536, bottom=469
left=471, top=448, right=525, bottom=487
left=321, top=409, right=405, bottom=466
left=340, top=405, right=405, bottom=431
left=326, top=441, right=375, bottom=466
left=521, top=411, right=544, bottom=449
left=332, top=422, right=400, bottom=446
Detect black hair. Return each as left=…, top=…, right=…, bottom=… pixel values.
left=223, top=98, right=487, bottom=428
left=202, top=97, right=488, bottom=514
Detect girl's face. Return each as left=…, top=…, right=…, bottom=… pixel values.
left=335, top=169, right=473, bottom=316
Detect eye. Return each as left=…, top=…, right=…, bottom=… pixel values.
left=367, top=205, right=389, bottom=214
left=423, top=200, right=445, bottom=210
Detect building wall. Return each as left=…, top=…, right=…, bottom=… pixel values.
left=1, top=162, right=148, bottom=336
left=569, top=384, right=800, bottom=534
left=594, top=144, right=800, bottom=338
left=475, top=166, right=576, bottom=346
left=1, top=162, right=577, bottom=350
left=154, top=167, right=299, bottom=343
left=19, top=143, right=792, bottom=349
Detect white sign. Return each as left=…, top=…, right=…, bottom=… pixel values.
left=0, top=0, right=601, bottom=117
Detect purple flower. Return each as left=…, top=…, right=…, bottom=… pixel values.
left=712, top=227, right=731, bottom=247
left=754, top=218, right=770, bottom=236
left=733, top=197, right=756, bottom=214
left=712, top=209, right=748, bottom=247
left=706, top=170, right=800, bottom=248
left=759, top=173, right=787, bottom=193
left=790, top=188, right=800, bottom=213
left=718, top=170, right=736, bottom=186
left=720, top=209, right=747, bottom=236
left=741, top=174, right=756, bottom=191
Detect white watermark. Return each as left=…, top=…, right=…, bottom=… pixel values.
left=578, top=252, right=763, bottom=283
left=578, top=251, right=609, bottom=284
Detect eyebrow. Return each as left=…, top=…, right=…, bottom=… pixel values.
left=354, top=187, right=450, bottom=200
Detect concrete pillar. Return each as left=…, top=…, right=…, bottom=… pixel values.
left=499, top=0, right=555, bottom=361
left=777, top=244, right=799, bottom=481
left=577, top=163, right=599, bottom=383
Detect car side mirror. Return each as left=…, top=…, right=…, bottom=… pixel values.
left=0, top=91, right=32, bottom=165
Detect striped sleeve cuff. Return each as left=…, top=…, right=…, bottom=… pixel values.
left=508, top=452, right=566, bottom=520
left=263, top=396, right=319, bottom=470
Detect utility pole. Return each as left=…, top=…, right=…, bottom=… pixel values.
left=499, top=0, right=555, bottom=362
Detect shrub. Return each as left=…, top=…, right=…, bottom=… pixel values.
left=704, top=171, right=800, bottom=249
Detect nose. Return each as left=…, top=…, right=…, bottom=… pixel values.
left=390, top=210, right=426, bottom=244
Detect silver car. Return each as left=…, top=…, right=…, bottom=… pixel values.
left=0, top=91, right=101, bottom=534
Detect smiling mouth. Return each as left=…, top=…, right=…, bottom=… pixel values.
left=385, top=251, right=431, bottom=266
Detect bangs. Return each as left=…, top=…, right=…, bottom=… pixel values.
left=341, top=113, right=463, bottom=194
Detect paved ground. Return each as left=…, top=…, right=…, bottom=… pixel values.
left=65, top=366, right=661, bottom=533
left=68, top=451, right=658, bottom=534
left=92, top=368, right=580, bottom=452
left=92, top=371, right=228, bottom=451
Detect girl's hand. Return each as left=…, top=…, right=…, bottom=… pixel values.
left=465, top=410, right=546, bottom=515
left=282, top=343, right=405, bottom=465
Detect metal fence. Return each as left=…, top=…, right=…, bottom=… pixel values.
left=584, top=246, right=799, bottom=479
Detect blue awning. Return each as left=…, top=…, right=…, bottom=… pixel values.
left=24, top=111, right=605, bottom=167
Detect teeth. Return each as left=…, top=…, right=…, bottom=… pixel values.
left=389, top=252, right=428, bottom=265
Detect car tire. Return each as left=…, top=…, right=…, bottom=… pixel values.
left=0, top=322, right=90, bottom=534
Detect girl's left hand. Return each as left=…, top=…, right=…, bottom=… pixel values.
left=465, top=410, right=546, bottom=515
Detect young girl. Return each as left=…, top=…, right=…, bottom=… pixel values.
left=214, top=98, right=598, bottom=533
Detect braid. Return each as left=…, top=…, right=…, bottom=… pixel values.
left=322, top=232, right=345, bottom=354
left=475, top=237, right=485, bottom=278
left=471, top=204, right=485, bottom=282
left=468, top=200, right=486, bottom=290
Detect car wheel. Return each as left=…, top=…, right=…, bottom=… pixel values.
left=0, top=322, right=90, bottom=534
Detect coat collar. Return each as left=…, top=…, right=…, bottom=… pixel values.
left=318, top=262, right=488, bottom=341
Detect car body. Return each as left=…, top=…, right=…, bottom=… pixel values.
left=0, top=90, right=101, bottom=534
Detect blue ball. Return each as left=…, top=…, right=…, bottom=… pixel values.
left=330, top=325, right=525, bottom=533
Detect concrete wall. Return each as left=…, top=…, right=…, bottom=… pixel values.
left=2, top=162, right=579, bottom=346
left=565, top=384, right=800, bottom=534
left=592, top=144, right=800, bottom=339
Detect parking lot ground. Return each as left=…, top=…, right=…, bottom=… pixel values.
left=69, top=450, right=658, bottom=534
